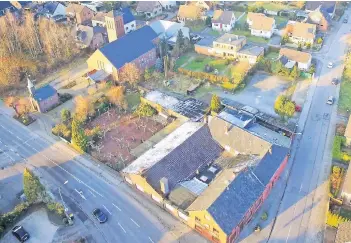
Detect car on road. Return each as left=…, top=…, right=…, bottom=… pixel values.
left=344, top=18, right=348, bottom=23
left=92, top=208, right=107, bottom=223
left=332, top=78, right=338, bottom=85
left=190, top=34, right=202, bottom=43
left=328, top=62, right=333, bottom=68
left=326, top=96, right=334, bottom=105
left=12, top=225, right=30, bottom=242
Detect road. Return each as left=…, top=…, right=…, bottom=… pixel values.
left=268, top=8, right=350, bottom=243
left=0, top=112, right=203, bottom=243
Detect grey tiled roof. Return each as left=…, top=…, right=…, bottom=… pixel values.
left=207, top=145, right=288, bottom=234
left=145, top=125, right=223, bottom=194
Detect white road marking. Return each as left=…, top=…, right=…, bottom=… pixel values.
left=16, top=136, right=22, bottom=141
left=112, top=203, right=121, bottom=211
left=286, top=204, right=297, bottom=242
left=89, top=190, right=96, bottom=197
left=75, top=189, right=86, bottom=200
left=103, top=205, right=112, bottom=215
left=148, top=237, right=155, bottom=243
left=299, top=184, right=303, bottom=193
left=118, top=222, right=126, bottom=233
left=8, top=130, right=13, bottom=134
left=130, top=218, right=140, bottom=227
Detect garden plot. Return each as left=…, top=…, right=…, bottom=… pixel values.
left=86, top=109, right=168, bottom=170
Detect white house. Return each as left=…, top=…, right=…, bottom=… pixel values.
left=136, top=1, right=163, bottom=19
left=211, top=10, right=235, bottom=32
left=247, top=12, right=275, bottom=38
left=286, top=21, right=316, bottom=45
left=279, top=48, right=312, bottom=70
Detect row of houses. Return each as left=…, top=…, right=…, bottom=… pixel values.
left=122, top=90, right=293, bottom=243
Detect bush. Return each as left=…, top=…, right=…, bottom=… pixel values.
left=222, top=81, right=237, bottom=90
left=210, top=94, right=222, bottom=113
left=274, top=95, right=295, bottom=118
left=134, top=103, right=157, bottom=117
left=317, top=37, right=323, bottom=44
left=61, top=109, right=71, bottom=122
left=23, top=168, right=45, bottom=204
left=47, top=202, right=65, bottom=216
left=336, top=124, right=346, bottom=136
left=332, top=136, right=351, bottom=163
left=52, top=123, right=71, bottom=139
left=0, top=202, right=29, bottom=231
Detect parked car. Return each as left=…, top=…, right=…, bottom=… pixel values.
left=190, top=34, right=202, bottom=43
left=12, top=225, right=30, bottom=242
left=344, top=18, right=348, bottom=23
left=332, top=78, right=338, bottom=85
left=92, top=208, right=107, bottom=223
left=326, top=96, right=334, bottom=105
left=328, top=62, right=333, bottom=68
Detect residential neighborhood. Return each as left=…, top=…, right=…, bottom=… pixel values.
left=0, top=1, right=351, bottom=243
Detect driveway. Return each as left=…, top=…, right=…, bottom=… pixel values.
left=1, top=207, right=59, bottom=243
left=214, top=72, right=290, bottom=117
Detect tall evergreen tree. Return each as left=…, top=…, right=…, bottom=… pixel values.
left=71, top=118, right=88, bottom=153
left=23, top=168, right=44, bottom=203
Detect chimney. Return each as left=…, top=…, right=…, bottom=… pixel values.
left=160, top=177, right=169, bottom=195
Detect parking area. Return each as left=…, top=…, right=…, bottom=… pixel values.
left=214, top=72, right=290, bottom=117
left=1, top=207, right=59, bottom=243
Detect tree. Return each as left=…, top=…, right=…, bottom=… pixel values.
left=317, top=37, right=323, bottom=44
left=297, top=43, right=302, bottom=51
left=4, top=96, right=19, bottom=115
left=134, top=103, right=157, bottom=117
left=119, top=63, right=140, bottom=86
left=176, top=29, right=184, bottom=48
left=290, top=64, right=300, bottom=80
left=103, top=1, right=121, bottom=11
left=52, top=123, right=71, bottom=138
left=155, top=57, right=164, bottom=72
left=205, top=16, right=212, bottom=26
left=106, top=86, right=127, bottom=109
left=306, top=42, right=311, bottom=49
left=71, top=118, right=88, bottom=153
left=61, top=109, right=71, bottom=122
left=272, top=61, right=284, bottom=75
left=309, top=64, right=316, bottom=75
left=23, top=168, right=44, bottom=203
left=281, top=35, right=289, bottom=45
left=74, top=95, right=94, bottom=122
left=144, top=68, right=152, bottom=81
left=274, top=95, right=295, bottom=118
left=210, top=94, right=222, bottom=113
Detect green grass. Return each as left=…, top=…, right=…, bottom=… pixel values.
left=265, top=51, right=279, bottom=60
left=338, top=79, right=351, bottom=113
left=234, top=12, right=244, bottom=19
left=231, top=29, right=269, bottom=44
left=126, top=92, right=140, bottom=110
left=175, top=54, right=191, bottom=69
left=184, top=57, right=212, bottom=71
left=208, top=29, right=221, bottom=37
left=274, top=16, right=289, bottom=29
left=248, top=2, right=294, bottom=12
left=235, top=13, right=247, bottom=26
left=340, top=208, right=351, bottom=220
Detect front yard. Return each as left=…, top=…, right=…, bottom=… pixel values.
left=274, top=16, right=290, bottom=29
left=338, top=79, right=351, bottom=114
left=231, top=29, right=269, bottom=44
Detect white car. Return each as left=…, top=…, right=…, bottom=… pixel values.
left=327, top=96, right=334, bottom=105
left=328, top=62, right=333, bottom=68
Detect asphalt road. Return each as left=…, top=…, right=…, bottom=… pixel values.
left=269, top=9, right=350, bottom=243
left=0, top=113, right=168, bottom=243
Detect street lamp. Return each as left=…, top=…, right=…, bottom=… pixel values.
left=59, top=185, right=73, bottom=225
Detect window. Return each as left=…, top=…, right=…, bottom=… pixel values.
left=195, top=217, right=201, bottom=223
left=213, top=228, right=219, bottom=235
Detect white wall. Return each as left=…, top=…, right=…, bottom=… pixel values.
left=124, top=20, right=136, bottom=34
left=53, top=3, right=66, bottom=17
left=92, top=20, right=105, bottom=27
left=251, top=29, right=272, bottom=38
left=298, top=59, right=311, bottom=70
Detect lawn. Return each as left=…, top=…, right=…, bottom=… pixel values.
left=274, top=16, right=289, bottom=29
left=235, top=13, right=247, bottom=26
left=338, top=79, right=351, bottom=113
left=208, top=29, right=221, bottom=37
left=231, top=29, right=269, bottom=44
left=183, top=56, right=229, bottom=74
left=265, top=51, right=279, bottom=60
left=126, top=92, right=140, bottom=110
left=248, top=2, right=296, bottom=12
left=234, top=12, right=244, bottom=19
left=175, top=53, right=192, bottom=69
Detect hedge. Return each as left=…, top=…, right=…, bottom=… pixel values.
left=0, top=203, right=30, bottom=236
left=222, top=81, right=237, bottom=90
left=332, top=136, right=351, bottom=163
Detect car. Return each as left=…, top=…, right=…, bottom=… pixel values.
left=344, top=18, right=348, bottom=23
left=12, top=225, right=29, bottom=242
left=332, top=78, right=338, bottom=85
left=328, top=62, right=333, bottom=68
left=92, top=208, right=107, bottom=223
left=190, top=34, right=202, bottom=43
left=327, top=96, right=334, bottom=105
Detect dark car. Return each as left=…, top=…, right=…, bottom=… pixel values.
left=344, top=18, right=348, bottom=23
left=92, top=208, right=107, bottom=223
left=12, top=225, right=29, bottom=242
left=332, top=78, right=338, bottom=85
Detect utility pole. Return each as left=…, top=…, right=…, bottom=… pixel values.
left=59, top=187, right=73, bottom=225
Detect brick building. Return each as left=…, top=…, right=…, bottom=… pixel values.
left=86, top=26, right=158, bottom=81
